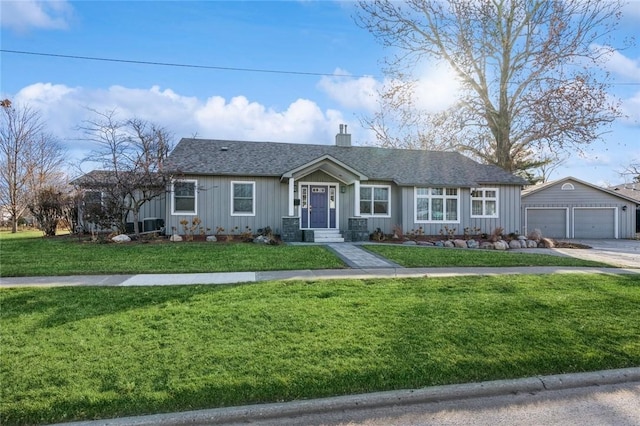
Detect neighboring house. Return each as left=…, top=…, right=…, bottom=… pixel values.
left=609, top=183, right=640, bottom=233
left=521, top=176, right=638, bottom=239
left=162, top=126, right=527, bottom=242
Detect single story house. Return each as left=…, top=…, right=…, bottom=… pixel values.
left=521, top=176, right=639, bottom=239
left=162, top=126, right=527, bottom=242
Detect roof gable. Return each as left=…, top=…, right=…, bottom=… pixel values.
left=523, top=176, right=640, bottom=205
left=165, top=138, right=527, bottom=187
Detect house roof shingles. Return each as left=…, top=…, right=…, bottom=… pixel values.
left=166, top=138, right=527, bottom=187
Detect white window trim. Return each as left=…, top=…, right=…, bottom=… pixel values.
left=231, top=181, right=256, bottom=216
left=171, top=179, right=198, bottom=215
left=414, top=187, right=460, bottom=223
left=561, top=183, right=575, bottom=190
left=359, top=184, right=391, bottom=218
left=470, top=187, right=499, bottom=218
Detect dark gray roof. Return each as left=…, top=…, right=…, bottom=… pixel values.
left=166, top=138, right=527, bottom=187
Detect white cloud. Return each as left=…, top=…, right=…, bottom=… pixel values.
left=9, top=83, right=363, bottom=169
left=411, top=63, right=461, bottom=112
left=317, top=69, right=380, bottom=112
left=0, top=0, right=73, bottom=33
left=621, top=90, right=640, bottom=124
left=596, top=47, right=640, bottom=82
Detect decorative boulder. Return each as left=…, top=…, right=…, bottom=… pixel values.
left=466, top=239, right=479, bottom=249
left=435, top=241, right=445, bottom=247
left=453, top=239, right=467, bottom=248
left=112, top=234, right=131, bottom=243
left=480, top=242, right=495, bottom=250
left=494, top=240, right=509, bottom=250
left=169, top=234, right=183, bottom=242
left=518, top=235, right=527, bottom=241
left=443, top=240, right=455, bottom=248
left=526, top=240, right=538, bottom=248
left=520, top=240, right=527, bottom=248
left=206, top=235, right=217, bottom=242
left=253, top=235, right=271, bottom=244
left=403, top=240, right=417, bottom=245
left=418, top=241, right=435, bottom=246
left=509, top=240, right=522, bottom=249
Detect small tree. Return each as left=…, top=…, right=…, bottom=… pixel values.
left=78, top=110, right=173, bottom=235
left=29, top=186, right=74, bottom=237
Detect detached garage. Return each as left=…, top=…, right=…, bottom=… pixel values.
left=522, top=177, right=638, bottom=239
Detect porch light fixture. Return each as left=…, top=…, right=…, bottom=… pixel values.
left=340, top=186, right=346, bottom=193
left=622, top=206, right=627, bottom=212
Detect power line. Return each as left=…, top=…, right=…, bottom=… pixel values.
left=0, top=49, right=375, bottom=79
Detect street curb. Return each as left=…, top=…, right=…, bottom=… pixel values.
left=54, top=367, right=640, bottom=425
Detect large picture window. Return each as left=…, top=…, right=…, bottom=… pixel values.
left=172, top=180, right=197, bottom=214
left=360, top=185, right=390, bottom=216
left=471, top=188, right=499, bottom=218
left=415, top=187, right=459, bottom=222
left=231, top=181, right=255, bottom=216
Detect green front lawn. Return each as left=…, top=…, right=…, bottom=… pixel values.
left=364, top=244, right=610, bottom=267
left=0, top=232, right=345, bottom=277
left=2, top=274, right=639, bottom=424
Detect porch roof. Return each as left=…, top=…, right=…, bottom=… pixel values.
left=281, top=155, right=368, bottom=184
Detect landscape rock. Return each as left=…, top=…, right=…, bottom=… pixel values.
left=526, top=240, right=538, bottom=248
left=443, top=240, right=455, bottom=248
left=418, top=241, right=435, bottom=246
left=494, top=240, right=509, bottom=250
left=112, top=234, right=131, bottom=243
left=480, top=242, right=495, bottom=250
left=206, top=235, right=217, bottom=242
left=509, top=240, right=522, bottom=249
left=253, top=235, right=271, bottom=244
left=169, top=234, right=183, bottom=242
left=466, top=239, right=479, bottom=249
left=403, top=240, right=417, bottom=245
left=453, top=239, right=467, bottom=248
left=435, top=241, right=445, bottom=247
left=518, top=235, right=527, bottom=241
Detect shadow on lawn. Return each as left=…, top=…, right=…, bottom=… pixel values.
left=0, top=285, right=228, bottom=328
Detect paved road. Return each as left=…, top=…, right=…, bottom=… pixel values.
left=551, top=239, right=640, bottom=268
left=225, top=381, right=640, bottom=426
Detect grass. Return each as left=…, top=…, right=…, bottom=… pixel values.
left=364, top=244, right=611, bottom=268
left=1, top=274, right=639, bottom=424
left=0, top=231, right=345, bottom=277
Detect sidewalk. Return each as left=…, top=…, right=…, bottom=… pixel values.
left=1, top=265, right=639, bottom=288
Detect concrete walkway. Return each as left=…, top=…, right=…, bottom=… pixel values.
left=327, top=243, right=400, bottom=268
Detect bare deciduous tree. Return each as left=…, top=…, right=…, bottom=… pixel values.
left=357, top=0, right=625, bottom=174
left=76, top=109, right=173, bottom=235
left=0, top=99, right=66, bottom=233
left=621, top=161, right=640, bottom=183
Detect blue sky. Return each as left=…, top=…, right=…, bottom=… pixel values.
left=1, top=0, right=639, bottom=185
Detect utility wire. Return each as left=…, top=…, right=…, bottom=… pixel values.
left=0, top=49, right=375, bottom=79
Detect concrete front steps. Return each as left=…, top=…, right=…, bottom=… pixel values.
left=314, top=229, right=344, bottom=243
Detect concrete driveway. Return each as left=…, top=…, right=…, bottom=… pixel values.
left=552, top=239, right=640, bottom=268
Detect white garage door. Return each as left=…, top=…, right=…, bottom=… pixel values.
left=526, top=208, right=567, bottom=238
left=574, top=208, right=616, bottom=239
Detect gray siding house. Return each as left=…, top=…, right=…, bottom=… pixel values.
left=163, top=127, right=527, bottom=242
left=521, top=177, right=638, bottom=239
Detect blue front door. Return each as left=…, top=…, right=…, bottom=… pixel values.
left=309, top=186, right=328, bottom=228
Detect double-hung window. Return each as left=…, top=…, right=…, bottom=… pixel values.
left=231, top=181, right=255, bottom=216
left=415, top=187, right=459, bottom=222
left=360, top=185, right=390, bottom=216
left=172, top=180, right=197, bottom=214
left=470, top=188, right=498, bottom=218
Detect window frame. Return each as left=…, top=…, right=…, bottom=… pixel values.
left=470, top=187, right=499, bottom=218
left=171, top=179, right=198, bottom=215
left=231, top=181, right=256, bottom=216
left=414, top=187, right=460, bottom=223
left=359, top=184, right=391, bottom=217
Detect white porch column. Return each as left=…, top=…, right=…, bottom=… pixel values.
left=288, top=178, right=295, bottom=216
left=354, top=181, right=360, bottom=216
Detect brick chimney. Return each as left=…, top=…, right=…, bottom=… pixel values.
left=335, top=124, right=351, bottom=147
